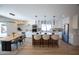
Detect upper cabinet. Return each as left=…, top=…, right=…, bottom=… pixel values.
left=72, top=15, right=79, bottom=29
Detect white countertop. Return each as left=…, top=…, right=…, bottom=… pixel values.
left=32, top=32, right=52, bottom=35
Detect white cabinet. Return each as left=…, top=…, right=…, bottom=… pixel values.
left=72, top=15, right=79, bottom=29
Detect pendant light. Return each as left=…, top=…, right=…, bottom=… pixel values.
left=35, top=15, right=37, bottom=24
left=53, top=16, right=56, bottom=25
left=44, top=16, right=47, bottom=32
left=44, top=16, right=46, bottom=24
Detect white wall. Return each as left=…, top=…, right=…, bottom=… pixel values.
left=7, top=22, right=17, bottom=35
left=69, top=16, right=73, bottom=44
left=0, top=16, right=17, bottom=36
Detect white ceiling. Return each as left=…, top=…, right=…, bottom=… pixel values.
left=0, top=4, right=79, bottom=21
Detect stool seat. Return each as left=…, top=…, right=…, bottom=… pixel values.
left=51, top=35, right=59, bottom=40
left=34, top=35, right=41, bottom=40
left=42, top=35, right=50, bottom=40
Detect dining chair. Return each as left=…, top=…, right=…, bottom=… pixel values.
left=18, top=36, right=24, bottom=45
left=11, top=38, right=19, bottom=50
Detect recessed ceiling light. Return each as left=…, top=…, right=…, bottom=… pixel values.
left=9, top=13, right=15, bottom=16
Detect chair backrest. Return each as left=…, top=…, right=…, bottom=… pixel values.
left=34, top=35, right=41, bottom=40
left=51, top=35, right=59, bottom=40
left=42, top=35, right=50, bottom=40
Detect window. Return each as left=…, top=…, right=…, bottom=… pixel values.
left=42, top=24, right=46, bottom=31
left=47, top=24, right=51, bottom=31
left=42, top=24, right=51, bottom=32
left=0, top=23, right=7, bottom=37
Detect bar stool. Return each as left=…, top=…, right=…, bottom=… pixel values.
left=51, top=34, right=59, bottom=47
left=42, top=33, right=50, bottom=47
left=32, top=34, right=41, bottom=47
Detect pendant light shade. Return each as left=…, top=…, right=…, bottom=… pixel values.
left=35, top=15, right=37, bottom=24
left=53, top=16, right=56, bottom=25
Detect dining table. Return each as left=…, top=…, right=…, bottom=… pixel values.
left=0, top=34, right=22, bottom=51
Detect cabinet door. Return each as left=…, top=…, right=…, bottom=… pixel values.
left=73, top=15, right=78, bottom=29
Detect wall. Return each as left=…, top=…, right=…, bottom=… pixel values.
left=69, top=16, right=74, bottom=45
left=0, top=16, right=17, bottom=36
left=7, top=22, right=17, bottom=35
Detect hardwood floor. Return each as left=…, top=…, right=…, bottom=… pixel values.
left=0, top=37, right=79, bottom=55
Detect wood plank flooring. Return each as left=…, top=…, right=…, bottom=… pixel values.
left=0, top=37, right=79, bottom=55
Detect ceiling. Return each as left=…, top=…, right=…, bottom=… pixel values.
left=0, top=4, right=79, bottom=21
